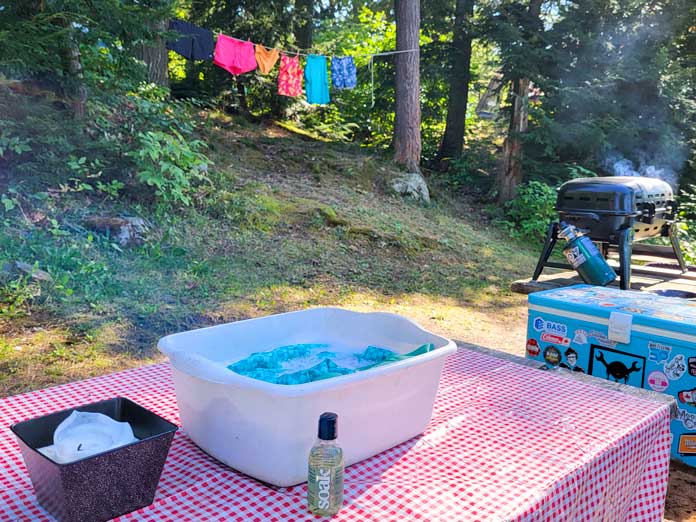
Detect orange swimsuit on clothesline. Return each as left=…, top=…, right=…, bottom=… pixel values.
left=255, top=45, right=280, bottom=75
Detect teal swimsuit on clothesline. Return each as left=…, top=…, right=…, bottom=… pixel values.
left=304, top=55, right=330, bottom=105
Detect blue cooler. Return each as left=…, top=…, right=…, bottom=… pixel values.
left=525, top=284, right=696, bottom=466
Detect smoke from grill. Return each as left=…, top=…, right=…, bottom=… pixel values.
left=602, top=150, right=680, bottom=190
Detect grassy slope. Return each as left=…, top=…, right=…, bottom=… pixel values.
left=2, top=113, right=693, bottom=522
left=0, top=114, right=539, bottom=395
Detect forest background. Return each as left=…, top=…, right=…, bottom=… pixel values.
left=1, top=4, right=696, bottom=518
left=0, top=0, right=695, bottom=373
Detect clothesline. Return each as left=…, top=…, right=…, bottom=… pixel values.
left=223, top=34, right=420, bottom=59
left=167, top=20, right=422, bottom=106
left=367, top=49, right=421, bottom=107
left=227, top=35, right=421, bottom=106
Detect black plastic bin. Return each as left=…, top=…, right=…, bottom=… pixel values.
left=10, top=397, right=178, bottom=522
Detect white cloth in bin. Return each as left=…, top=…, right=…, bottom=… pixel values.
left=38, top=411, right=137, bottom=464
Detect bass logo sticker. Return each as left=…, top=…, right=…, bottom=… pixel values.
left=647, top=371, right=669, bottom=392
left=533, top=317, right=568, bottom=336
left=678, top=434, right=696, bottom=455
left=648, top=341, right=672, bottom=365
left=526, top=339, right=540, bottom=357
left=665, top=354, right=687, bottom=381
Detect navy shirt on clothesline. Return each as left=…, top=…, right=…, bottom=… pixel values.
left=167, top=20, right=214, bottom=61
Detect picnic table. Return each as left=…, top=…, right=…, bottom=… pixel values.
left=0, top=343, right=674, bottom=522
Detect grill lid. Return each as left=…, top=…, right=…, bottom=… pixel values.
left=556, top=176, right=674, bottom=217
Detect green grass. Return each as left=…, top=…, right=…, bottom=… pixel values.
left=0, top=116, right=541, bottom=395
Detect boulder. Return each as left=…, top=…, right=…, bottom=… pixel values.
left=390, top=171, right=430, bottom=204
left=82, top=216, right=148, bottom=246
left=2, top=261, right=52, bottom=282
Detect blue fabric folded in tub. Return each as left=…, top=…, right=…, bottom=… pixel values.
left=228, top=343, right=434, bottom=385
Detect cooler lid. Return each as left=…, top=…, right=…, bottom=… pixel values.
left=528, top=284, right=696, bottom=338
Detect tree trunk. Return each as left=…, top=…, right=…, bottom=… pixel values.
left=495, top=0, right=543, bottom=203
left=436, top=0, right=475, bottom=170
left=57, top=13, right=86, bottom=120
left=496, top=77, right=530, bottom=201
left=295, top=0, right=314, bottom=49
left=393, top=0, right=422, bottom=173
left=137, top=19, right=169, bottom=88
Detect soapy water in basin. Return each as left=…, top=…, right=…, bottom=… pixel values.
left=227, top=343, right=434, bottom=385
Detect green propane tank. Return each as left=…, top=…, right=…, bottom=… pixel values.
left=558, top=223, right=617, bottom=286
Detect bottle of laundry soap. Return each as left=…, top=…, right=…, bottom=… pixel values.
left=308, top=412, right=344, bottom=516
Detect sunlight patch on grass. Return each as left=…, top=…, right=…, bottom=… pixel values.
left=210, top=284, right=528, bottom=356
left=0, top=320, right=160, bottom=396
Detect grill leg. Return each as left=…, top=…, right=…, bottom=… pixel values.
left=617, top=228, right=633, bottom=290
left=668, top=224, right=689, bottom=273
left=532, top=222, right=559, bottom=281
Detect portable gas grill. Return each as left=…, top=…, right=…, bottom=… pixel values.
left=532, top=176, right=688, bottom=289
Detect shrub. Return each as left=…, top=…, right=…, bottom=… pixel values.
left=0, top=129, right=31, bottom=159
left=678, top=185, right=696, bottom=264
left=0, top=274, right=40, bottom=317
left=501, top=181, right=557, bottom=241
left=129, top=130, right=211, bottom=207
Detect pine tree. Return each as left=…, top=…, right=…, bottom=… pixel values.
left=393, top=0, right=422, bottom=172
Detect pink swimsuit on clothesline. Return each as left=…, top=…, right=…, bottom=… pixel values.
left=214, top=35, right=257, bottom=75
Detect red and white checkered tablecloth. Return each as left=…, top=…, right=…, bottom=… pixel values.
left=0, top=346, right=672, bottom=522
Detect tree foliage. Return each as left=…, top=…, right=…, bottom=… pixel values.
left=0, top=0, right=693, bottom=206
left=485, top=0, right=694, bottom=185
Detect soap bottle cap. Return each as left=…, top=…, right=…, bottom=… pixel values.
left=318, top=412, right=338, bottom=440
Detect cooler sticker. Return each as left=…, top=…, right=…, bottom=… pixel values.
left=648, top=341, right=672, bottom=365
left=647, top=371, right=669, bottom=392
left=541, top=332, right=571, bottom=346
left=678, top=388, right=696, bottom=407
left=619, top=307, right=645, bottom=314
left=559, top=289, right=587, bottom=297
left=526, top=339, right=540, bottom=357
left=588, top=345, right=645, bottom=387
left=676, top=408, right=696, bottom=430
left=533, top=317, right=568, bottom=336
left=689, top=357, right=696, bottom=377
left=588, top=330, right=617, bottom=348
left=665, top=354, right=687, bottom=381
left=654, top=311, right=685, bottom=322
left=594, top=290, right=617, bottom=299
left=559, top=347, right=585, bottom=373
left=678, top=434, right=696, bottom=455
left=543, top=345, right=562, bottom=368
left=572, top=330, right=588, bottom=345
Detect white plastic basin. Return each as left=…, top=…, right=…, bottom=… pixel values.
left=157, top=307, right=456, bottom=487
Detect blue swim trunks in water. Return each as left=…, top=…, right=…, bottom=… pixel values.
left=331, top=56, right=357, bottom=89
left=304, top=55, right=330, bottom=104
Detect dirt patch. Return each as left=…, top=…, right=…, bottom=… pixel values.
left=665, top=460, right=696, bottom=522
